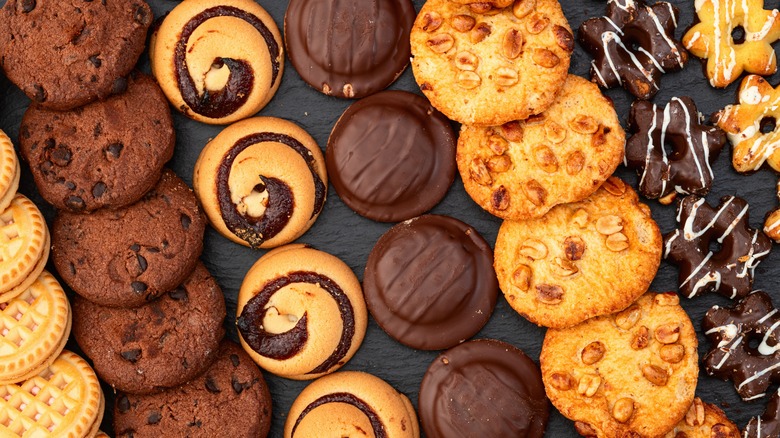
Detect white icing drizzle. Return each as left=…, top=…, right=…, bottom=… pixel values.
left=738, top=361, right=780, bottom=391
left=747, top=9, right=778, bottom=41
left=664, top=229, right=679, bottom=256
left=682, top=197, right=735, bottom=241
left=758, top=318, right=780, bottom=355
left=647, top=8, right=685, bottom=67
left=592, top=60, right=608, bottom=87
left=600, top=32, right=657, bottom=88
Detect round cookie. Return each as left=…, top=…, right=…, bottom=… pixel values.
left=150, top=0, right=284, bottom=125
left=193, top=117, right=326, bottom=249
left=450, top=0, right=515, bottom=9
left=52, top=170, right=206, bottom=308
left=284, top=371, right=419, bottom=438
left=410, top=0, right=574, bottom=126
left=72, top=262, right=226, bottom=394
left=457, top=74, right=625, bottom=221
left=363, top=215, right=498, bottom=350
left=114, top=342, right=272, bottom=438
left=494, top=177, right=662, bottom=329
left=663, top=398, right=739, bottom=438
left=236, top=244, right=367, bottom=380
left=19, top=72, right=175, bottom=212
left=0, top=194, right=50, bottom=302
left=326, top=91, right=456, bottom=222
left=541, top=292, right=699, bottom=437
left=419, top=339, right=548, bottom=437
left=0, top=0, right=152, bottom=111
left=0, top=130, right=19, bottom=213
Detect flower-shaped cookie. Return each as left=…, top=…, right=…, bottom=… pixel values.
left=745, top=388, right=780, bottom=438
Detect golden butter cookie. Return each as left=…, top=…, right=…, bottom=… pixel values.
left=663, top=398, right=739, bottom=438
left=0, top=130, right=19, bottom=214
left=494, top=177, right=662, bottom=329
left=237, top=244, right=367, bottom=380
left=194, top=117, right=326, bottom=249
left=765, top=180, right=780, bottom=242
left=150, top=0, right=284, bottom=125
left=0, top=350, right=104, bottom=438
left=457, top=75, right=624, bottom=220
left=0, top=195, right=49, bottom=302
left=0, top=271, right=71, bottom=386
left=684, top=0, right=780, bottom=88
left=284, top=371, right=419, bottom=438
left=410, top=0, right=574, bottom=126
left=541, top=292, right=699, bottom=437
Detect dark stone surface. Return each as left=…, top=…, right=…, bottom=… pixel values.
left=1, top=0, right=779, bottom=435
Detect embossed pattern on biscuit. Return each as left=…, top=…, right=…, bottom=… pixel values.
left=745, top=387, right=780, bottom=438
left=662, top=397, right=739, bottom=437
left=0, top=195, right=49, bottom=300
left=684, top=0, right=780, bottom=88
left=0, top=131, right=19, bottom=214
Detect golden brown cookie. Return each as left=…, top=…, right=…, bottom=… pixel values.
left=765, top=180, right=780, bottom=242
left=683, top=0, right=780, bottom=88
left=494, top=177, right=662, bottom=328
left=410, top=0, right=574, bottom=126
left=150, top=0, right=284, bottom=125
left=457, top=75, right=624, bottom=220
left=541, top=292, right=699, bottom=437
left=284, top=371, right=419, bottom=438
left=0, top=194, right=50, bottom=302
left=450, top=0, right=514, bottom=11
left=663, top=398, right=739, bottom=438
left=0, top=130, right=19, bottom=214
left=193, top=117, right=326, bottom=249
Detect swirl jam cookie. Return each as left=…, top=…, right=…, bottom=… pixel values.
left=0, top=194, right=50, bottom=303
left=0, top=0, right=151, bottom=111
left=0, top=131, right=19, bottom=214
left=662, top=398, right=739, bottom=438
left=150, top=0, right=284, bottom=125
left=410, top=0, right=574, bottom=126
left=457, top=75, right=624, bottom=221
left=745, top=388, right=780, bottom=438
left=419, top=339, right=548, bottom=437
left=625, top=97, right=727, bottom=204
left=541, top=292, right=698, bottom=437
left=494, top=177, right=662, bottom=329
left=237, top=244, right=367, bottom=380
left=52, top=170, right=206, bottom=308
left=664, top=195, right=771, bottom=300
left=284, top=371, right=419, bottom=438
left=684, top=0, right=780, bottom=88
left=579, top=0, right=687, bottom=100
left=193, top=117, right=326, bottom=249
left=285, top=0, right=415, bottom=98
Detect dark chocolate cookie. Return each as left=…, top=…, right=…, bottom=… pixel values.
left=19, top=72, right=174, bottom=212
left=52, top=170, right=206, bottom=308
left=72, top=262, right=226, bottom=394
left=0, top=0, right=152, bottom=110
left=114, top=341, right=272, bottom=438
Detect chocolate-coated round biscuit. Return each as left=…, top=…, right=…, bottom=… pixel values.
left=0, top=0, right=152, bottom=111
left=20, top=72, right=175, bottom=212
left=363, top=215, right=497, bottom=350
left=72, top=262, right=226, bottom=394
left=285, top=0, right=415, bottom=98
left=419, top=339, right=549, bottom=437
left=114, top=342, right=272, bottom=438
left=52, top=170, right=206, bottom=308
left=327, top=91, right=456, bottom=222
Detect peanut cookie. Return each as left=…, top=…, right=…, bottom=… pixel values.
left=193, top=117, right=326, bottom=249
left=663, top=398, right=739, bottom=438
left=0, top=194, right=50, bottom=303
left=237, top=244, right=367, bottom=380
left=410, top=0, right=574, bottom=126
left=0, top=0, right=151, bottom=111
left=0, top=130, right=19, bottom=214
left=451, top=0, right=514, bottom=11
left=284, top=371, right=419, bottom=438
left=541, top=292, right=699, bottom=437
left=684, top=0, right=780, bottom=88
left=150, top=0, right=283, bottom=125
left=717, top=75, right=780, bottom=173
left=494, top=177, right=662, bottom=329
left=579, top=0, right=687, bottom=100
left=457, top=75, right=624, bottom=220
left=745, top=388, right=780, bottom=438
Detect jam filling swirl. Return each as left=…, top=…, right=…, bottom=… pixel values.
left=291, top=392, right=386, bottom=438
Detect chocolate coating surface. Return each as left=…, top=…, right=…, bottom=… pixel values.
left=745, top=388, right=780, bottom=438
left=419, top=339, right=549, bottom=438
left=285, top=0, right=415, bottom=98
left=363, top=215, right=497, bottom=350
left=327, top=91, right=456, bottom=222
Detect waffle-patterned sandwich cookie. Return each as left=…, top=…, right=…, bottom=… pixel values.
left=745, top=388, right=780, bottom=438
left=150, top=0, right=284, bottom=125
left=541, top=292, right=699, bottom=437
left=284, top=371, right=419, bottom=438
left=494, top=178, right=662, bottom=329
left=410, top=0, right=574, bottom=126
left=0, top=195, right=50, bottom=303
left=193, top=117, right=326, bottom=249
left=457, top=75, right=624, bottom=221
left=662, top=397, right=739, bottom=438
left=237, top=244, right=367, bottom=380
left=0, top=130, right=19, bottom=214
left=684, top=0, right=780, bottom=88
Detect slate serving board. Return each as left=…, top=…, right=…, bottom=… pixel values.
left=1, top=0, right=779, bottom=435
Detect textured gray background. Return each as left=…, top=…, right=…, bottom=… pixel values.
left=1, top=0, right=780, bottom=435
